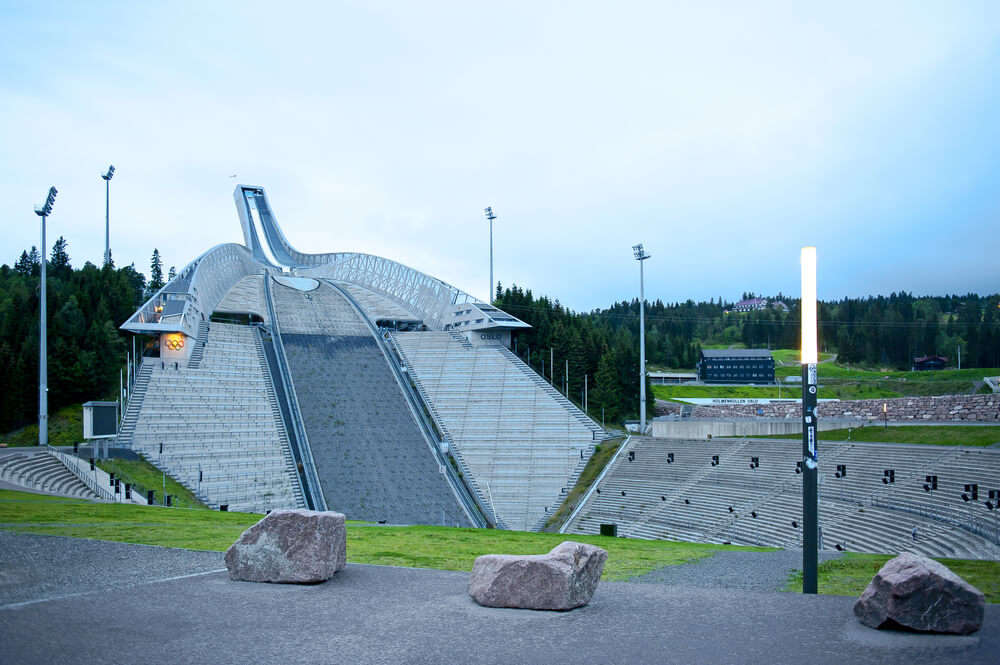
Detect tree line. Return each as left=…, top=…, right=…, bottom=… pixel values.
left=1, top=234, right=995, bottom=435
left=0, top=240, right=173, bottom=435
left=495, top=285, right=1000, bottom=424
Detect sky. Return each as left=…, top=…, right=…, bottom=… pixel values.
left=1, top=1, right=998, bottom=311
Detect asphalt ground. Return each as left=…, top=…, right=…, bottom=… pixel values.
left=1, top=532, right=996, bottom=665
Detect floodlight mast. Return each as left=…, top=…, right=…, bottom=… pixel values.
left=800, top=246, right=818, bottom=594
left=484, top=206, right=497, bottom=303
left=34, top=186, right=58, bottom=446
left=633, top=243, right=650, bottom=435
left=102, top=165, right=115, bottom=266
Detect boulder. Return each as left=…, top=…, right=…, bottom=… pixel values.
left=225, top=509, right=346, bottom=583
left=468, top=541, right=607, bottom=610
left=853, top=552, right=985, bottom=634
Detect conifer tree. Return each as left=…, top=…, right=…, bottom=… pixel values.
left=148, top=249, right=164, bottom=294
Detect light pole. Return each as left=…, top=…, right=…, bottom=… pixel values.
left=484, top=206, right=496, bottom=303
left=800, top=246, right=818, bottom=594
left=633, top=243, right=650, bottom=435
left=35, top=186, right=58, bottom=446
left=102, top=165, right=115, bottom=266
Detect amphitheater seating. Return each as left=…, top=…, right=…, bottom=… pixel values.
left=270, top=281, right=470, bottom=526
left=566, top=437, right=999, bottom=559
left=391, top=331, right=605, bottom=531
left=0, top=451, right=101, bottom=500
left=129, top=322, right=302, bottom=512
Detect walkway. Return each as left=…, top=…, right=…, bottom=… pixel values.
left=1, top=532, right=995, bottom=665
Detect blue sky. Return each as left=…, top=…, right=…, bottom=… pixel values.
left=1, top=1, right=997, bottom=310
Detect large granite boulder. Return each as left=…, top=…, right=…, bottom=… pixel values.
left=853, top=552, right=985, bottom=634
left=225, top=509, right=346, bottom=583
left=468, top=541, right=607, bottom=610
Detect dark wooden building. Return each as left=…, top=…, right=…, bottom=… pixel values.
left=698, top=349, right=775, bottom=384
left=912, top=355, right=948, bottom=371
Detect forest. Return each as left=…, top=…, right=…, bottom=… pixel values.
left=0, top=241, right=169, bottom=434
left=495, top=284, right=1000, bottom=423
left=0, top=235, right=996, bottom=435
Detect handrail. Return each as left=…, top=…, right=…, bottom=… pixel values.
left=45, top=446, right=119, bottom=503
left=263, top=274, right=327, bottom=511
left=325, top=279, right=492, bottom=528
left=387, top=331, right=506, bottom=529
left=558, top=434, right=631, bottom=534
left=498, top=346, right=609, bottom=440
left=254, top=326, right=308, bottom=508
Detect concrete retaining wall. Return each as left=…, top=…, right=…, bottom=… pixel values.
left=650, top=418, right=854, bottom=439
left=658, top=394, right=998, bottom=423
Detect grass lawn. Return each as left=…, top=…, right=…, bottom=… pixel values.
left=0, top=488, right=772, bottom=581
left=0, top=489, right=259, bottom=550
left=96, top=458, right=206, bottom=509
left=653, top=385, right=783, bottom=400
left=753, top=425, right=1000, bottom=447
left=784, top=552, right=1000, bottom=603
left=771, top=350, right=834, bottom=364
left=1, top=403, right=85, bottom=447
left=544, top=436, right=625, bottom=530
left=653, top=359, right=997, bottom=400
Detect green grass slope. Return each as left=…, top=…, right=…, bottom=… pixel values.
left=0, top=488, right=771, bottom=581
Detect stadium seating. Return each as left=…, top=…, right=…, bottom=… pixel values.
left=566, top=437, right=999, bottom=559
left=128, top=322, right=302, bottom=512
left=0, top=451, right=102, bottom=500
left=391, top=331, right=605, bottom=531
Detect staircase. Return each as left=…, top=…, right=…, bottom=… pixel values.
left=187, top=321, right=210, bottom=369
left=254, top=327, right=306, bottom=508
left=115, top=362, right=154, bottom=449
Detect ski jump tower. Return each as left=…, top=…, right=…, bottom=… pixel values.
left=120, top=186, right=608, bottom=530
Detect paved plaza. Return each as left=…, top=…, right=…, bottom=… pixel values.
left=1, top=532, right=996, bottom=664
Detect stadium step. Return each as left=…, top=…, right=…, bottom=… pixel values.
left=187, top=320, right=210, bottom=369
left=0, top=451, right=101, bottom=500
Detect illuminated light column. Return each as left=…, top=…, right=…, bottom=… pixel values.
left=800, top=246, right=818, bottom=594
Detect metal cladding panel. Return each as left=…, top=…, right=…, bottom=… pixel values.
left=120, top=243, right=267, bottom=337
left=229, top=185, right=528, bottom=332
left=122, top=185, right=527, bottom=337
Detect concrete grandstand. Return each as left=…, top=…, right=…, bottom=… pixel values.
left=119, top=185, right=609, bottom=528
left=563, top=435, right=1000, bottom=558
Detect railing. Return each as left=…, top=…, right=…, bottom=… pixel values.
left=262, top=274, right=327, bottom=511
left=46, top=446, right=123, bottom=503
left=871, top=494, right=1000, bottom=546
left=121, top=243, right=264, bottom=339
left=326, top=279, right=493, bottom=528
left=498, top=346, right=609, bottom=440
left=254, top=326, right=307, bottom=509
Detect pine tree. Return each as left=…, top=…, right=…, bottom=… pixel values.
left=591, top=345, right=620, bottom=423
left=50, top=237, right=70, bottom=272
left=168, top=266, right=176, bottom=282
left=148, top=249, right=164, bottom=295
left=14, top=249, right=34, bottom=276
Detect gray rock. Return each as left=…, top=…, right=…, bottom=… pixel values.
left=853, top=552, right=985, bottom=634
left=468, top=541, right=607, bottom=610
left=225, top=509, right=346, bottom=583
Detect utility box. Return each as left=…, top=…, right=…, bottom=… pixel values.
left=599, top=523, right=618, bottom=537
left=83, top=401, right=119, bottom=439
